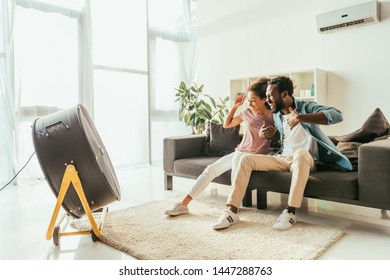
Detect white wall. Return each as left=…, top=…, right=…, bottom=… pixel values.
left=197, top=0, right=390, bottom=135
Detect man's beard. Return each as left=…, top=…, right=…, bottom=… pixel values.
left=271, top=100, right=285, bottom=113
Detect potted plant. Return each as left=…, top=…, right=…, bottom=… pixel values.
left=175, top=81, right=230, bottom=134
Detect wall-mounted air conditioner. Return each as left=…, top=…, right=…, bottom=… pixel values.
left=316, top=0, right=380, bottom=34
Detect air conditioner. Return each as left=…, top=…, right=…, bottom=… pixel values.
left=316, top=0, right=380, bottom=34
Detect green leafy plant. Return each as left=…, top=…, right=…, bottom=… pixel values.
left=175, top=81, right=230, bottom=134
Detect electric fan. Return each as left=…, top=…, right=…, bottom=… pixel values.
left=32, top=104, right=121, bottom=245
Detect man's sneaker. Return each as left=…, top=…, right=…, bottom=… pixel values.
left=164, top=203, right=189, bottom=216
left=273, top=209, right=297, bottom=231
left=213, top=209, right=240, bottom=230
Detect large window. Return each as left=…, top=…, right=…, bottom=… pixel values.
left=91, top=0, right=149, bottom=168
left=1, top=0, right=197, bottom=186
left=148, top=0, right=198, bottom=163
left=14, top=8, right=79, bottom=108
left=13, top=1, right=82, bottom=183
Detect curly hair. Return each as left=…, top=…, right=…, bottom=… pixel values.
left=268, top=76, right=294, bottom=96
left=247, top=77, right=270, bottom=99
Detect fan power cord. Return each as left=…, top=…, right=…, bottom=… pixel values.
left=0, top=151, right=36, bottom=192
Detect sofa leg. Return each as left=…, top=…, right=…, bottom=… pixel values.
left=381, top=209, right=389, bottom=219
left=164, top=173, right=173, bottom=190
left=242, top=188, right=253, bottom=207
left=257, top=190, right=267, bottom=210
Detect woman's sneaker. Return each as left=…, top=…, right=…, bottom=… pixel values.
left=212, top=209, right=240, bottom=230
left=164, top=203, right=189, bottom=216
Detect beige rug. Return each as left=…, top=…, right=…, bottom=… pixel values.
left=71, top=197, right=345, bottom=260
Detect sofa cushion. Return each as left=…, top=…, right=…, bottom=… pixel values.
left=203, top=122, right=240, bottom=156
left=174, top=157, right=231, bottom=185
left=374, top=133, right=390, bottom=141
left=248, top=170, right=358, bottom=200
left=335, top=108, right=390, bottom=143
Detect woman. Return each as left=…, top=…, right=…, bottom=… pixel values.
left=165, top=78, right=274, bottom=216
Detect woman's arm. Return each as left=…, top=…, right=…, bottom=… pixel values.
left=223, top=95, right=245, bottom=128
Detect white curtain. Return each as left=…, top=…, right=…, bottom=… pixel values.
left=0, top=0, right=198, bottom=187
left=0, top=0, right=16, bottom=186
left=90, top=0, right=149, bottom=169
left=3, top=0, right=90, bottom=184
left=148, top=0, right=198, bottom=163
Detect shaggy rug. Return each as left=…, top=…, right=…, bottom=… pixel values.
left=71, top=197, right=345, bottom=260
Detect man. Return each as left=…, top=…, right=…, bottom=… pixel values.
left=213, top=76, right=352, bottom=231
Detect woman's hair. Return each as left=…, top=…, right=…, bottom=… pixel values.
left=248, top=77, right=270, bottom=99
left=268, top=76, right=294, bottom=96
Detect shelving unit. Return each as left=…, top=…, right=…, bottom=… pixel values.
left=230, top=68, right=327, bottom=106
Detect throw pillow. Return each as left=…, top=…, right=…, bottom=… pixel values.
left=336, top=141, right=361, bottom=171
left=335, top=108, right=390, bottom=143
left=203, top=122, right=241, bottom=156
left=374, top=133, right=390, bottom=141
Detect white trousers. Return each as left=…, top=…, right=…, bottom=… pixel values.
left=188, top=150, right=249, bottom=199
left=227, top=149, right=316, bottom=208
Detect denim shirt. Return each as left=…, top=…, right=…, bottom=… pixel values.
left=273, top=98, right=353, bottom=171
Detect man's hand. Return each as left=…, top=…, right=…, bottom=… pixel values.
left=287, top=107, right=301, bottom=129
left=259, top=121, right=276, bottom=139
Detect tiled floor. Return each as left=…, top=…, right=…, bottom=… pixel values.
left=1, top=164, right=390, bottom=260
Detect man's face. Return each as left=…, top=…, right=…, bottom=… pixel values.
left=266, top=84, right=285, bottom=113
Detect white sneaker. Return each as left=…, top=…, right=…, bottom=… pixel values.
left=164, top=203, right=189, bottom=216
left=273, top=209, right=297, bottom=231
left=213, top=209, right=240, bottom=230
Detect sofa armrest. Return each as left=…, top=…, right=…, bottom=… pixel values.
left=358, top=139, right=390, bottom=208
left=163, top=134, right=206, bottom=173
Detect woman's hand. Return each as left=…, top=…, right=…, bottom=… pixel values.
left=233, top=95, right=245, bottom=108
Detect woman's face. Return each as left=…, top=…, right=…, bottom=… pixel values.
left=247, top=90, right=264, bottom=112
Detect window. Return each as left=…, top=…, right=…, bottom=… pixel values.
left=1, top=0, right=198, bottom=186
left=15, top=7, right=79, bottom=108
left=13, top=2, right=82, bottom=183
left=148, top=0, right=198, bottom=163
left=91, top=0, right=149, bottom=168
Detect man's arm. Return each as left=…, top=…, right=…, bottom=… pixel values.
left=296, top=111, right=329, bottom=125
left=259, top=121, right=277, bottom=139
left=288, top=102, right=344, bottom=128
left=287, top=108, right=329, bottom=128
left=300, top=102, right=344, bottom=125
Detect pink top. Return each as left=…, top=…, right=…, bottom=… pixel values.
left=237, top=108, right=274, bottom=154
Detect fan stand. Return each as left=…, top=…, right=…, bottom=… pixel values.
left=46, top=163, right=108, bottom=246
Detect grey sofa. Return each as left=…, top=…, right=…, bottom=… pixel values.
left=163, top=134, right=390, bottom=211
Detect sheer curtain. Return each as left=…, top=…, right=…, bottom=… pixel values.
left=8, top=0, right=89, bottom=184
left=1, top=0, right=198, bottom=187
left=91, top=0, right=149, bottom=169
left=148, top=0, right=198, bottom=164
left=0, top=0, right=16, bottom=186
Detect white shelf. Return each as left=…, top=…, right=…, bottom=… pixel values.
left=230, top=68, right=327, bottom=106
